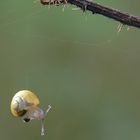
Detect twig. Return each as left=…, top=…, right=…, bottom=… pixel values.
left=40, top=0, right=140, bottom=29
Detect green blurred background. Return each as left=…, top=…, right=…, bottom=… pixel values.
left=0, top=0, right=140, bottom=139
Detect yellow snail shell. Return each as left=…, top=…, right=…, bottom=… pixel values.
left=11, top=90, right=40, bottom=117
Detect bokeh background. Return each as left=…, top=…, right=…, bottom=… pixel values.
left=0, top=0, right=140, bottom=139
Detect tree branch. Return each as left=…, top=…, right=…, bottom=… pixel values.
left=40, top=0, right=140, bottom=29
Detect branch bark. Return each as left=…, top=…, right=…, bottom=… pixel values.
left=40, top=0, right=140, bottom=29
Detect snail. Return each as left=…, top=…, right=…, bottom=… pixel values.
left=10, top=90, right=51, bottom=136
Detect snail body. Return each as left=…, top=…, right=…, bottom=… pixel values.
left=10, top=90, right=51, bottom=135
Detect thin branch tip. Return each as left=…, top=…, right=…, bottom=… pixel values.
left=40, top=0, right=140, bottom=29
